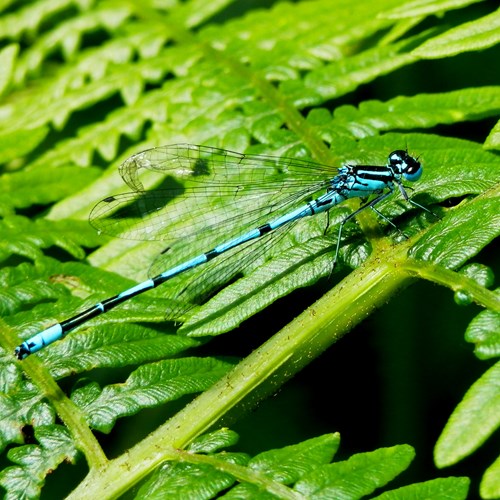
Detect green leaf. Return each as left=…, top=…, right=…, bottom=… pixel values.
left=481, top=454, right=500, bottom=499
left=187, top=428, right=240, bottom=454
left=295, top=445, right=415, bottom=498
left=409, top=196, right=500, bottom=269
left=0, top=43, right=17, bottom=96
left=0, top=0, right=96, bottom=40
left=485, top=118, right=500, bottom=149
left=0, top=126, right=49, bottom=167
left=434, top=361, right=500, bottom=467
left=44, top=324, right=203, bottom=379
left=465, top=308, right=500, bottom=359
left=0, top=425, right=78, bottom=500
left=330, top=87, right=500, bottom=138
left=0, top=165, right=100, bottom=211
left=302, top=35, right=421, bottom=101
left=382, top=0, right=484, bottom=19
left=13, top=3, right=132, bottom=86
left=373, top=476, right=470, bottom=500
left=71, top=357, right=235, bottom=433
left=0, top=215, right=102, bottom=263
left=249, top=434, right=340, bottom=485
left=414, top=8, right=500, bottom=58
left=0, top=362, right=55, bottom=453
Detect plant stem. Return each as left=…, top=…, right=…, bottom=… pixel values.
left=403, top=260, right=500, bottom=311
left=0, top=325, right=107, bottom=469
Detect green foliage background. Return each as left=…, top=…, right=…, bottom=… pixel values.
left=0, top=0, right=499, bottom=498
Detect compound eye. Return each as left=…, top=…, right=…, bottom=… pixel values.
left=403, top=156, right=423, bottom=181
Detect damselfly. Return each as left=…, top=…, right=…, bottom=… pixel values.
left=15, top=144, right=435, bottom=359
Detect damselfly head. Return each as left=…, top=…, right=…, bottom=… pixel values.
left=388, top=150, right=423, bottom=182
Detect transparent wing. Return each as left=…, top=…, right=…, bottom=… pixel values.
left=89, top=144, right=336, bottom=252
left=117, top=144, right=338, bottom=192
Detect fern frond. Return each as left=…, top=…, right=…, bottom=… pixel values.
left=0, top=0, right=498, bottom=498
